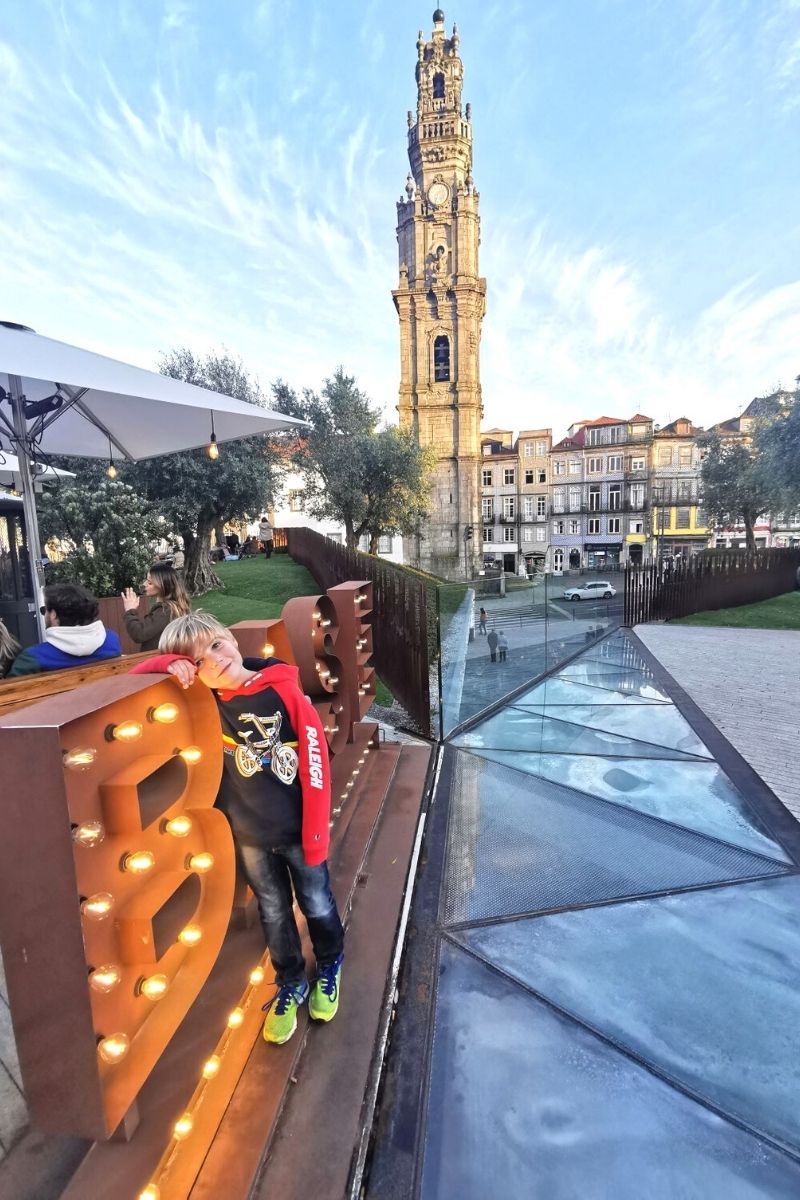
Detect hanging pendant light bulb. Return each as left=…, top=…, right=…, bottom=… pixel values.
left=106, top=437, right=118, bottom=479
left=206, top=410, right=220, bottom=460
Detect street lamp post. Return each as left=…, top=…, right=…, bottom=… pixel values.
left=463, top=524, right=473, bottom=580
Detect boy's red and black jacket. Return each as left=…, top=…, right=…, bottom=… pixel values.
left=130, top=655, right=331, bottom=865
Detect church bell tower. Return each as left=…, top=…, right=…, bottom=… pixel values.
left=394, top=8, right=486, bottom=579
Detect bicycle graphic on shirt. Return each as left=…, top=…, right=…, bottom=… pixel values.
left=234, top=711, right=299, bottom=784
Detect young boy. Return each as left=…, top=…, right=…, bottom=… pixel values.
left=131, top=611, right=344, bottom=1045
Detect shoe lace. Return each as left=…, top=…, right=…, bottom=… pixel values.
left=263, top=982, right=306, bottom=1016
left=316, top=956, right=342, bottom=1001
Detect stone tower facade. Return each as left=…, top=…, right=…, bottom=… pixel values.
left=394, top=8, right=486, bottom=579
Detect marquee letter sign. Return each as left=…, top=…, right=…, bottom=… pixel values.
left=0, top=580, right=377, bottom=1149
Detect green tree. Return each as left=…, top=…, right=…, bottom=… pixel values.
left=291, top=368, right=431, bottom=549
left=359, top=426, right=433, bottom=552
left=129, top=349, right=286, bottom=594
left=754, top=379, right=800, bottom=517
left=699, top=431, right=772, bottom=553
left=39, top=476, right=161, bottom=596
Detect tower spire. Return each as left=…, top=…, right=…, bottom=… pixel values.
left=393, top=11, right=486, bottom=579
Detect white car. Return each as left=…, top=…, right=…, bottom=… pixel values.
left=563, top=581, right=617, bottom=601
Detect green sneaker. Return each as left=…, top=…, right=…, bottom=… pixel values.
left=262, top=980, right=309, bottom=1044
left=309, top=955, right=343, bottom=1022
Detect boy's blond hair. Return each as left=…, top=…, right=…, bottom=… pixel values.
left=158, top=610, right=234, bottom=657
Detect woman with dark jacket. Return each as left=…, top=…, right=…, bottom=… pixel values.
left=121, top=563, right=191, bottom=651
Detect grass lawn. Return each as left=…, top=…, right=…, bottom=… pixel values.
left=672, top=590, right=800, bottom=631
left=194, top=553, right=395, bottom=705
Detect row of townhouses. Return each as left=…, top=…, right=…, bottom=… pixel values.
left=481, top=397, right=800, bottom=575
left=269, top=393, right=798, bottom=575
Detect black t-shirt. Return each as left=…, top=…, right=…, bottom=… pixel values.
left=213, top=658, right=303, bottom=849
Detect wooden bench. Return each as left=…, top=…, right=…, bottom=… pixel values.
left=0, top=652, right=152, bottom=716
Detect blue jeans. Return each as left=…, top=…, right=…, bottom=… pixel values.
left=236, top=841, right=344, bottom=986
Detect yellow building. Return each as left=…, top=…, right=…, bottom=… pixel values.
left=649, top=418, right=710, bottom=559
left=394, top=10, right=486, bottom=578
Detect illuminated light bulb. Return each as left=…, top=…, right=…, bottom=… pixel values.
left=81, top=892, right=115, bottom=920
left=202, top=1056, right=221, bottom=1079
left=186, top=851, right=214, bottom=873
left=179, top=746, right=202, bottom=764
left=328, top=676, right=339, bottom=685
left=227, top=1007, right=244, bottom=1029
left=137, top=973, right=169, bottom=1000
left=122, top=850, right=155, bottom=874
left=147, top=702, right=179, bottom=724
left=340, top=793, right=348, bottom=800
left=106, top=461, right=118, bottom=480
left=89, top=964, right=122, bottom=994
left=97, top=1032, right=130, bottom=1064
left=263, top=643, right=274, bottom=655
left=332, top=725, right=339, bottom=733
left=206, top=433, right=219, bottom=460
left=173, top=1112, right=194, bottom=1140
left=249, top=966, right=265, bottom=985
left=332, top=806, right=342, bottom=816
left=353, top=769, right=360, bottom=777
left=106, top=720, right=143, bottom=743
left=321, top=619, right=331, bottom=628
left=337, top=705, right=344, bottom=714
left=315, top=662, right=321, bottom=672
left=72, top=820, right=105, bottom=848
left=364, top=747, right=370, bottom=755
left=139, top=1186, right=160, bottom=1200
left=312, top=610, right=321, bottom=620
left=63, top=746, right=97, bottom=771
left=358, top=757, right=366, bottom=765
left=162, top=814, right=192, bottom=837
left=319, top=668, right=330, bottom=679
left=178, top=925, right=202, bottom=947
left=358, top=687, right=366, bottom=696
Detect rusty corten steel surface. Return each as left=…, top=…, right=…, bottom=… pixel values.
left=0, top=672, right=235, bottom=1140
left=228, top=618, right=294, bottom=664
left=327, top=581, right=375, bottom=726
left=60, top=722, right=392, bottom=1200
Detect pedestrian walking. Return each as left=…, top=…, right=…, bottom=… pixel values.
left=497, top=630, right=508, bottom=663
left=487, top=628, right=498, bottom=663
left=478, top=606, right=487, bottom=635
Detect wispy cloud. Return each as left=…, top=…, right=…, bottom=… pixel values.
left=0, top=0, right=796, bottom=441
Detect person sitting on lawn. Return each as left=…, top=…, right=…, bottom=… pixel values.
left=7, top=583, right=121, bottom=676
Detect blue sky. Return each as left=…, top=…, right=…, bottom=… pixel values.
left=0, top=1, right=798, bottom=439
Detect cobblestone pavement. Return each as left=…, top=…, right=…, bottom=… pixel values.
left=636, top=624, right=800, bottom=823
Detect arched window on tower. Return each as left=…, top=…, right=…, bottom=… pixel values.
left=433, top=72, right=445, bottom=100
left=434, top=335, right=450, bottom=382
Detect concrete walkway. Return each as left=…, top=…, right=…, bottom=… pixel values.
left=636, top=625, right=800, bottom=823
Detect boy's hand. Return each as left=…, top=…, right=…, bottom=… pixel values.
left=168, top=660, right=197, bottom=689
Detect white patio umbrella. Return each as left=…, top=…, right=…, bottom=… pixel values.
left=0, top=322, right=305, bottom=636
left=0, top=451, right=75, bottom=490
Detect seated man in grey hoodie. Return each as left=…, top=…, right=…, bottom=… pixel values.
left=7, top=583, right=121, bottom=676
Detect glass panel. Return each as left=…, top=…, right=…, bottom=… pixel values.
left=531, top=702, right=712, bottom=758
left=441, top=754, right=788, bottom=924
left=514, top=677, right=669, bottom=708
left=422, top=940, right=800, bottom=1199
left=440, top=563, right=625, bottom=736
left=457, top=750, right=790, bottom=862
left=452, top=708, right=703, bottom=761
left=553, top=665, right=673, bottom=701
left=460, top=876, right=800, bottom=1156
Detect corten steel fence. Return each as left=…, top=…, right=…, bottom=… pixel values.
left=624, top=548, right=800, bottom=626
left=283, top=528, right=433, bottom=735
